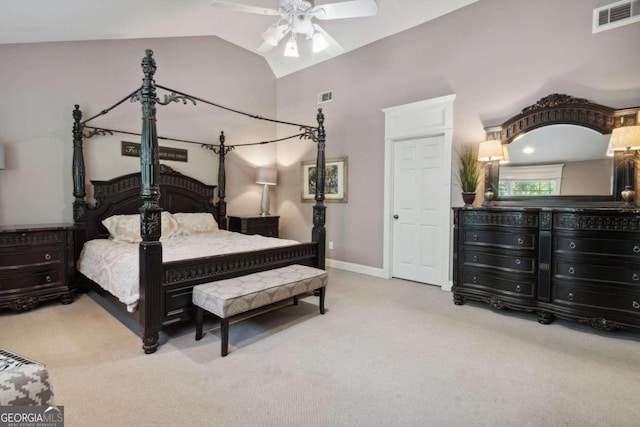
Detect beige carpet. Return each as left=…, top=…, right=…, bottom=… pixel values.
left=2, top=268, right=640, bottom=427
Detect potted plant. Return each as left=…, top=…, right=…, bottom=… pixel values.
left=457, top=144, right=481, bottom=206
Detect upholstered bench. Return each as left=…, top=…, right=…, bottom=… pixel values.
left=193, top=264, right=328, bottom=357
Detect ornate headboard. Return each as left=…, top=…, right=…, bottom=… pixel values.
left=80, top=165, right=219, bottom=243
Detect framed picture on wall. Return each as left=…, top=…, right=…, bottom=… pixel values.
left=301, top=157, right=348, bottom=203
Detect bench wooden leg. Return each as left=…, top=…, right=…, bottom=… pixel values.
left=195, top=306, right=204, bottom=341
left=318, top=287, right=325, bottom=314
left=220, top=317, right=229, bottom=357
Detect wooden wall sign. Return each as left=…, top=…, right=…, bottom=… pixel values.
left=121, top=141, right=188, bottom=162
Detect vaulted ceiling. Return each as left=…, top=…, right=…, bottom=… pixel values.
left=0, top=0, right=478, bottom=77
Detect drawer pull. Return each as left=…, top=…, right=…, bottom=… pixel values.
left=472, top=234, right=478, bottom=241
left=516, top=285, right=521, bottom=292
left=568, top=267, right=575, bottom=275
left=45, top=275, right=52, bottom=283
left=515, top=259, right=521, bottom=265
left=633, top=301, right=640, bottom=310
left=634, top=245, right=640, bottom=254
left=472, top=276, right=478, bottom=284
left=568, top=292, right=574, bottom=301
left=569, top=242, right=576, bottom=249
left=44, top=253, right=51, bottom=261
left=633, top=273, right=639, bottom=282
left=517, top=238, right=524, bottom=245
left=472, top=255, right=478, bottom=262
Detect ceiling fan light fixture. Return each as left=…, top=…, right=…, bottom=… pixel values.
left=283, top=36, right=299, bottom=57
left=312, top=32, right=329, bottom=52
left=262, top=24, right=286, bottom=46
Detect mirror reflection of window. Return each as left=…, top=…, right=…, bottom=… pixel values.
left=503, top=125, right=612, bottom=196
left=499, top=164, right=563, bottom=196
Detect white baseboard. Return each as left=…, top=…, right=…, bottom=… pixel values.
left=326, top=258, right=387, bottom=278
left=326, top=259, right=453, bottom=293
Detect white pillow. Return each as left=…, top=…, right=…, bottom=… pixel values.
left=173, top=212, right=219, bottom=235
left=102, top=212, right=180, bottom=242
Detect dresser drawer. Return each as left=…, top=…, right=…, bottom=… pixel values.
left=462, top=249, right=535, bottom=274
left=555, top=234, right=640, bottom=259
left=0, top=269, right=61, bottom=291
left=460, top=270, right=535, bottom=298
left=0, top=247, right=63, bottom=268
left=460, top=211, right=538, bottom=228
left=463, top=229, right=535, bottom=250
left=554, top=261, right=640, bottom=286
left=553, top=282, right=640, bottom=315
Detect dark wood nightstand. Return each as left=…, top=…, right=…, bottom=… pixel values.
left=228, top=216, right=279, bottom=238
left=0, top=224, right=75, bottom=311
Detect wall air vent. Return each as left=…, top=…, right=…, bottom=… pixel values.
left=318, top=90, right=333, bottom=104
left=593, top=0, right=640, bottom=33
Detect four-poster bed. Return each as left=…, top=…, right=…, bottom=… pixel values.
left=72, top=49, right=327, bottom=354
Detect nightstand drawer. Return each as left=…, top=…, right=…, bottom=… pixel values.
left=0, top=269, right=61, bottom=291
left=0, top=247, right=63, bottom=268
left=0, top=230, right=66, bottom=247
left=228, top=216, right=279, bottom=238
left=0, top=224, right=73, bottom=311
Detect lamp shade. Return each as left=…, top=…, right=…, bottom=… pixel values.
left=499, top=144, right=510, bottom=164
left=283, top=37, right=299, bottom=57
left=0, top=144, right=5, bottom=170
left=606, top=126, right=640, bottom=156
left=478, top=140, right=504, bottom=162
left=256, top=167, right=277, bottom=185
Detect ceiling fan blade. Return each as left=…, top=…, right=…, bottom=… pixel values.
left=310, top=0, right=378, bottom=20
left=312, top=24, right=344, bottom=56
left=211, top=0, right=281, bottom=16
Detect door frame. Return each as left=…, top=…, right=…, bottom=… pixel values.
left=382, top=94, right=456, bottom=289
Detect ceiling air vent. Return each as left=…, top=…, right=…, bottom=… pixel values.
left=593, top=0, right=640, bottom=33
left=318, top=90, right=333, bottom=104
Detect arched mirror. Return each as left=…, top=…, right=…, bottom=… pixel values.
left=484, top=94, right=639, bottom=206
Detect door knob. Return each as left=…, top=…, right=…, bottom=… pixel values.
left=393, top=214, right=399, bottom=219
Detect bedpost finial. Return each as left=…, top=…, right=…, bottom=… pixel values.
left=219, top=131, right=225, bottom=144
left=141, top=49, right=157, bottom=77
left=317, top=108, right=324, bottom=125
left=73, top=105, right=82, bottom=121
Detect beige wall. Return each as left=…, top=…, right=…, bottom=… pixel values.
left=275, top=0, right=640, bottom=268
left=0, top=36, right=277, bottom=225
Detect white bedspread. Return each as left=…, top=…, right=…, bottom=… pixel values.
left=77, top=230, right=300, bottom=310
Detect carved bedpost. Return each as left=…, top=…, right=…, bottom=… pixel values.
left=312, top=108, right=326, bottom=269
left=138, top=49, right=163, bottom=354
left=217, top=131, right=228, bottom=230
left=72, top=105, right=87, bottom=261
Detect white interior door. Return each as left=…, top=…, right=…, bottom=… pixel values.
left=392, top=136, right=446, bottom=285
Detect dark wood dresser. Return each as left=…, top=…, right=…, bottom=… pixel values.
left=452, top=207, right=640, bottom=331
left=0, top=224, right=75, bottom=311
left=228, top=215, right=279, bottom=238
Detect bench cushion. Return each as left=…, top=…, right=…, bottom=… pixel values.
left=192, top=264, right=328, bottom=318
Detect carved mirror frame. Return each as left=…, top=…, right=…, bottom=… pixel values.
left=484, top=94, right=640, bottom=206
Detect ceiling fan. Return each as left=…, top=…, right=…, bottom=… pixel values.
left=211, top=0, right=378, bottom=57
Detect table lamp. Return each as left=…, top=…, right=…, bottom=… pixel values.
left=478, top=140, right=504, bottom=202
left=255, top=167, right=277, bottom=216
left=607, top=126, right=640, bottom=204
